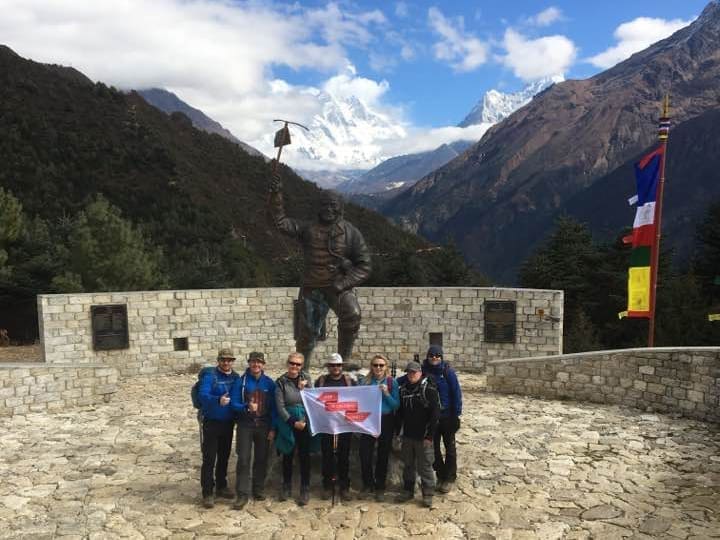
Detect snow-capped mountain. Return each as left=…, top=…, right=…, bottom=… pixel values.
left=330, top=79, right=559, bottom=195
left=283, top=91, right=406, bottom=171
left=458, top=76, right=563, bottom=127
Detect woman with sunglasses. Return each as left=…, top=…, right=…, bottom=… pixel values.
left=358, top=354, right=399, bottom=501
left=275, top=352, right=314, bottom=505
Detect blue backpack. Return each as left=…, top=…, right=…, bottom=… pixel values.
left=191, top=367, right=240, bottom=409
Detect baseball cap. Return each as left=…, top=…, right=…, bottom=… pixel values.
left=217, top=348, right=235, bottom=359
left=326, top=353, right=344, bottom=366
left=404, top=360, right=422, bottom=372
left=248, top=351, right=265, bottom=363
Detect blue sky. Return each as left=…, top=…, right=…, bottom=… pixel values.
left=0, top=0, right=709, bottom=159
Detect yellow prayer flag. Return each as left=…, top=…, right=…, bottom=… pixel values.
left=628, top=266, right=651, bottom=312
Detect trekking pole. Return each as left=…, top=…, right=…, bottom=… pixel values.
left=331, top=434, right=338, bottom=506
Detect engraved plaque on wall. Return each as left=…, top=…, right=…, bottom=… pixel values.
left=484, top=301, right=516, bottom=343
left=91, top=304, right=129, bottom=351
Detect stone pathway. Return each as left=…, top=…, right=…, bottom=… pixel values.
left=0, top=373, right=718, bottom=539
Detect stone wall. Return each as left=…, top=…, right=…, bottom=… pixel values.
left=38, top=287, right=563, bottom=376
left=486, top=348, right=720, bottom=423
left=0, top=363, right=119, bottom=417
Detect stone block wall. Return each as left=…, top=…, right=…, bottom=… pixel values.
left=486, top=348, right=720, bottom=423
left=38, top=287, right=563, bottom=376
left=0, top=363, right=119, bottom=417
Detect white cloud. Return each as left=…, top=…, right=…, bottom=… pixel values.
left=384, top=123, right=492, bottom=156
left=501, top=28, right=577, bottom=81
left=428, top=7, right=488, bottom=72
left=0, top=0, right=390, bottom=149
left=322, top=65, right=390, bottom=105
left=588, top=16, right=693, bottom=68
left=395, top=2, right=409, bottom=18
left=527, top=7, right=563, bottom=27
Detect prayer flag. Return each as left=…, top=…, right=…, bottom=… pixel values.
left=624, top=146, right=663, bottom=317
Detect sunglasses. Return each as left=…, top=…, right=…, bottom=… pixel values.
left=372, top=363, right=386, bottom=368
left=219, top=358, right=235, bottom=362
left=430, top=354, right=442, bottom=358
left=288, top=361, right=303, bottom=367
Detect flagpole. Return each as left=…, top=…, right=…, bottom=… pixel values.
left=647, top=95, right=670, bottom=347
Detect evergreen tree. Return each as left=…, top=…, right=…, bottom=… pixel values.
left=519, top=216, right=605, bottom=352
left=694, top=201, right=720, bottom=304
left=0, top=187, right=23, bottom=278
left=55, top=196, right=167, bottom=292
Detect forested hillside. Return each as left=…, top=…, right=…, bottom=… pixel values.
left=0, top=46, right=484, bottom=341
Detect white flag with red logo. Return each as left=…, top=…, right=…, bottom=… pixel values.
left=301, top=385, right=382, bottom=437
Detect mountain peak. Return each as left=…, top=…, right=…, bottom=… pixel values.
left=458, top=77, right=561, bottom=127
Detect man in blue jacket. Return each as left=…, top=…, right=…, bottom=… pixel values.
left=230, top=351, right=277, bottom=509
left=198, top=348, right=240, bottom=508
left=422, top=344, right=462, bottom=494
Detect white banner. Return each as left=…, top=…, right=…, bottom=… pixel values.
left=301, top=385, right=382, bottom=437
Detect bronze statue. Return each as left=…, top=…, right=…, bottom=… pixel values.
left=269, top=167, right=371, bottom=364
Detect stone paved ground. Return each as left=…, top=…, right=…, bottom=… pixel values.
left=0, top=373, right=719, bottom=539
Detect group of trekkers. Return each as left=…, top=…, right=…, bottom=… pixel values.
left=195, top=344, right=463, bottom=510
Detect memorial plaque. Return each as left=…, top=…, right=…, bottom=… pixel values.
left=484, top=301, right=516, bottom=343
left=91, top=304, right=129, bottom=351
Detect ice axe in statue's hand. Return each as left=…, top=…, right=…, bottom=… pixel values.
left=270, top=119, right=309, bottom=190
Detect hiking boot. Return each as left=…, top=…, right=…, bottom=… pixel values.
left=216, top=487, right=234, bottom=499
left=279, top=484, right=291, bottom=502
left=395, top=491, right=413, bottom=503
left=253, top=491, right=266, bottom=501
left=374, top=490, right=385, bottom=503
left=423, top=495, right=436, bottom=509
left=202, top=494, right=215, bottom=508
left=437, top=481, right=452, bottom=494
left=298, top=486, right=310, bottom=506
left=233, top=495, right=248, bottom=510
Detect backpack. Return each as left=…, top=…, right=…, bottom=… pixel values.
left=191, top=367, right=240, bottom=409
left=317, top=373, right=353, bottom=387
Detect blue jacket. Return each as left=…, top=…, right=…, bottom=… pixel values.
left=230, top=369, right=278, bottom=427
left=198, top=367, right=239, bottom=422
left=422, top=356, right=462, bottom=418
left=365, top=375, right=400, bottom=415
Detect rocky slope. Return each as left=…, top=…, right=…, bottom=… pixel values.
left=384, top=1, right=720, bottom=282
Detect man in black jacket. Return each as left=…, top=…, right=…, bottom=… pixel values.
left=395, top=360, right=440, bottom=508
left=315, top=353, right=356, bottom=501
left=269, top=167, right=371, bottom=364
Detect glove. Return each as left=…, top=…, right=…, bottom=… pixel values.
left=269, top=161, right=282, bottom=192
left=332, top=276, right=347, bottom=293
left=452, top=416, right=461, bottom=432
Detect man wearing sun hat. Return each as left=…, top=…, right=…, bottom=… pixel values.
left=315, top=352, right=356, bottom=501
left=198, top=347, right=240, bottom=508
left=230, top=351, right=277, bottom=509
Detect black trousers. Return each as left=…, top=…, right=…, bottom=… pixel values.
left=201, top=418, right=234, bottom=496
left=282, top=425, right=311, bottom=488
left=433, top=416, right=458, bottom=482
left=320, top=432, right=352, bottom=490
left=359, top=413, right=394, bottom=491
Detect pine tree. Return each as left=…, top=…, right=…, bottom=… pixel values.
left=54, top=195, right=167, bottom=292
left=0, top=187, right=24, bottom=278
